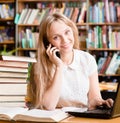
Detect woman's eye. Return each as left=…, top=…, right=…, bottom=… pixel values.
left=53, top=36, right=59, bottom=41
left=65, top=30, right=71, bottom=35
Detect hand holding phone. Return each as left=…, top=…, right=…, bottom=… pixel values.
left=43, top=39, right=60, bottom=58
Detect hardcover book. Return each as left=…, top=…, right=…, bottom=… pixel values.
left=0, top=55, right=37, bottom=63
left=0, top=83, right=27, bottom=95
left=0, top=107, right=70, bottom=122
left=0, top=60, right=29, bottom=68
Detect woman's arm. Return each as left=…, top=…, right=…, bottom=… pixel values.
left=88, top=71, right=114, bottom=110
left=42, top=66, right=63, bottom=110
left=88, top=71, right=102, bottom=109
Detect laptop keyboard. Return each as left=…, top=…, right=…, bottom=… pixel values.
left=85, top=108, right=112, bottom=115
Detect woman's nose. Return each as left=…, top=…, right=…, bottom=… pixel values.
left=61, top=35, right=68, bottom=43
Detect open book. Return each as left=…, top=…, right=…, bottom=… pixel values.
left=0, top=107, right=69, bottom=122
left=0, top=107, right=87, bottom=122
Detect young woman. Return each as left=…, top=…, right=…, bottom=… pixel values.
left=27, top=12, right=113, bottom=110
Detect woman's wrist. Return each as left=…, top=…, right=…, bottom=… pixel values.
left=56, top=64, right=63, bottom=71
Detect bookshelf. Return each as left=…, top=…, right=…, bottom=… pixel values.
left=15, top=0, right=88, bottom=57
left=85, top=0, right=120, bottom=99
left=14, top=0, right=120, bottom=98
left=0, top=0, right=15, bottom=55
left=86, top=0, right=120, bottom=83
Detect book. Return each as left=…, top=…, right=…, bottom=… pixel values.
left=0, top=95, right=25, bottom=102
left=18, top=9, right=28, bottom=24
left=26, top=9, right=39, bottom=24
left=0, top=83, right=27, bottom=95
left=77, top=2, right=87, bottom=23
left=71, top=7, right=80, bottom=23
left=1, top=4, right=10, bottom=19
left=104, top=0, right=110, bottom=22
left=0, top=60, right=28, bottom=68
left=105, top=52, right=120, bottom=74
left=0, top=5, right=5, bottom=18
left=97, top=57, right=107, bottom=73
left=0, top=102, right=25, bottom=107
left=98, top=1, right=104, bottom=23
left=0, top=55, right=36, bottom=63
left=99, top=55, right=112, bottom=74
left=92, top=3, right=99, bottom=23
left=23, top=9, right=32, bottom=24
left=116, top=5, right=120, bottom=22
left=116, top=32, right=120, bottom=48
left=35, top=8, right=49, bottom=24
left=14, top=13, right=20, bottom=24
left=109, top=2, right=117, bottom=23
left=0, top=71, right=28, bottom=78
left=102, top=25, right=108, bottom=48
left=66, top=7, right=74, bottom=19
left=25, top=28, right=33, bottom=48
left=0, top=107, right=70, bottom=122
left=0, top=66, right=28, bottom=73
left=0, top=77, right=27, bottom=83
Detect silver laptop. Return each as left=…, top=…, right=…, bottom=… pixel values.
left=67, top=82, right=120, bottom=119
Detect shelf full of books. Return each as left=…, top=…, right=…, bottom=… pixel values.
left=0, top=0, right=15, bottom=55
left=15, top=0, right=120, bottom=54
left=15, top=0, right=88, bottom=57
left=83, top=0, right=120, bottom=88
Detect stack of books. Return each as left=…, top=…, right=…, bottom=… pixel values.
left=0, top=55, right=36, bottom=107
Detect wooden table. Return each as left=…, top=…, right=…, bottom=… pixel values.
left=0, top=116, right=120, bottom=123
left=61, top=116, right=120, bottom=123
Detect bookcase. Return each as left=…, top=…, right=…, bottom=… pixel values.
left=15, top=0, right=87, bottom=57
left=0, top=0, right=15, bottom=55
left=86, top=0, right=120, bottom=99
left=13, top=0, right=120, bottom=98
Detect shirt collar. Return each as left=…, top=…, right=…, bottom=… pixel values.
left=67, top=49, right=80, bottom=70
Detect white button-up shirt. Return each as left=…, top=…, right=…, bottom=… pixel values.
left=59, top=49, right=97, bottom=106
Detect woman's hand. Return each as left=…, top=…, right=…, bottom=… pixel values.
left=88, top=98, right=114, bottom=110
left=46, top=44, right=63, bottom=67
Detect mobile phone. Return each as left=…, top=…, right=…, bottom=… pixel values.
left=43, top=37, right=60, bottom=58
left=55, top=51, right=60, bottom=58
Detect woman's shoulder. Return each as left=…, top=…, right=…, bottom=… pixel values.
left=73, top=49, right=97, bottom=75
left=74, top=49, right=94, bottom=60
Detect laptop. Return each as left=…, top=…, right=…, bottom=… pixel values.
left=67, top=82, right=120, bottom=119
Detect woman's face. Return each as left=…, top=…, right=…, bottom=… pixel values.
left=48, top=20, right=74, bottom=54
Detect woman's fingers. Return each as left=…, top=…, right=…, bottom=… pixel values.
left=104, top=98, right=114, bottom=107
left=88, top=98, right=114, bottom=110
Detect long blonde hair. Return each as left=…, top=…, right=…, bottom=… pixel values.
left=29, top=12, right=80, bottom=109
